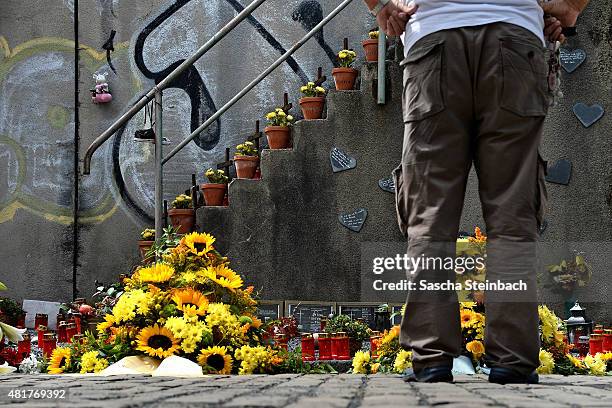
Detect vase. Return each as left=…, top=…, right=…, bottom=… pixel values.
left=332, top=67, right=358, bottom=90
left=299, top=97, right=325, bottom=120
left=362, top=39, right=379, bottom=62
left=201, top=183, right=227, bottom=206
left=233, top=155, right=259, bottom=179
left=168, top=208, right=195, bottom=234
left=264, top=126, right=291, bottom=149
left=138, top=240, right=155, bottom=261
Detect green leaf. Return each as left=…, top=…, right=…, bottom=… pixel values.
left=0, top=281, right=6, bottom=290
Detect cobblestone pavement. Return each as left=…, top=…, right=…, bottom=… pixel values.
left=1, top=374, right=612, bottom=407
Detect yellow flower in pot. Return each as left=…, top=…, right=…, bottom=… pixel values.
left=333, top=49, right=358, bottom=90
left=299, top=82, right=326, bottom=120
left=202, top=168, right=228, bottom=206
left=138, top=228, right=156, bottom=261
left=233, top=141, right=259, bottom=179
left=363, top=30, right=381, bottom=62
left=168, top=193, right=195, bottom=234
left=264, top=107, right=294, bottom=149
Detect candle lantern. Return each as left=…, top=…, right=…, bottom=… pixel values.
left=577, top=335, right=590, bottom=357
left=564, top=302, right=593, bottom=346
left=593, top=325, right=604, bottom=334
left=17, top=333, right=31, bottom=363
left=42, top=333, right=57, bottom=357
left=66, top=323, right=77, bottom=343
left=334, top=332, right=351, bottom=360
left=34, top=313, right=48, bottom=330
left=589, top=334, right=603, bottom=355
left=56, top=313, right=66, bottom=330
left=370, top=331, right=382, bottom=358
left=274, top=334, right=288, bottom=351
left=318, top=333, right=332, bottom=360
left=603, top=329, right=612, bottom=352
left=301, top=334, right=315, bottom=362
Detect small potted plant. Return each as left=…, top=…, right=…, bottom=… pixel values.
left=264, top=108, right=295, bottom=149
left=138, top=228, right=155, bottom=260
left=332, top=49, right=358, bottom=90
left=362, top=31, right=380, bottom=62
left=299, top=82, right=326, bottom=120
left=233, top=141, right=259, bottom=179
left=168, top=193, right=195, bottom=234
left=202, top=168, right=228, bottom=206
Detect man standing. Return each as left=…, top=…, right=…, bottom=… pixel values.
left=362, top=0, right=589, bottom=384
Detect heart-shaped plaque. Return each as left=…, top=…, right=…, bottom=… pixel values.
left=338, top=208, right=368, bottom=232
left=330, top=147, right=357, bottom=173
left=573, top=103, right=604, bottom=128
left=378, top=176, right=395, bottom=193
left=545, top=159, right=572, bottom=185
left=560, top=48, right=586, bottom=73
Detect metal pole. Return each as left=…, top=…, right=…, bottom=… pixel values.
left=82, top=0, right=267, bottom=175
left=163, top=0, right=355, bottom=165
left=154, top=90, right=163, bottom=253
left=377, top=29, right=386, bottom=105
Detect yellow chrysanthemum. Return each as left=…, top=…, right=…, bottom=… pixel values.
left=266, top=112, right=277, bottom=119
left=393, top=350, right=412, bottom=373
left=584, top=354, right=607, bottom=376
left=537, top=349, right=554, bottom=374
left=96, top=314, right=115, bottom=332
left=80, top=351, right=109, bottom=374
left=184, top=232, right=216, bottom=256
left=48, top=347, right=71, bottom=374
left=172, top=288, right=209, bottom=316
left=136, top=324, right=180, bottom=358
left=204, top=265, right=243, bottom=290
left=466, top=340, right=485, bottom=359
left=567, top=353, right=585, bottom=369
left=111, top=289, right=154, bottom=323
left=137, top=263, right=175, bottom=283
left=352, top=350, right=371, bottom=374
left=198, top=346, right=233, bottom=374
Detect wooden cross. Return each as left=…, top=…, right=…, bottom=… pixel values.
left=190, top=173, right=201, bottom=208
left=281, top=92, right=292, bottom=113
left=247, top=120, right=263, bottom=152
left=216, top=147, right=233, bottom=182
left=343, top=37, right=349, bottom=50
left=163, top=200, right=168, bottom=228
left=314, top=67, right=326, bottom=86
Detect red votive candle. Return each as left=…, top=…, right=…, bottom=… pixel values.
left=589, top=334, right=603, bottom=355
left=603, top=330, right=612, bottom=352
left=330, top=333, right=338, bottom=359
left=66, top=323, right=77, bottom=343
left=16, top=313, right=26, bottom=329
left=318, top=333, right=332, bottom=360
left=34, top=314, right=48, bottom=330
left=335, top=332, right=351, bottom=360
left=72, top=313, right=82, bottom=334
left=57, top=322, right=67, bottom=343
left=37, top=325, right=47, bottom=346
left=301, top=334, right=315, bottom=362
left=42, top=333, right=56, bottom=357
left=17, top=333, right=31, bottom=363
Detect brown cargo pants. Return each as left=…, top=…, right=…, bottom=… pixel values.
left=394, top=22, right=549, bottom=375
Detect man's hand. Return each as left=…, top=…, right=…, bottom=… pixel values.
left=544, top=16, right=565, bottom=42
left=540, top=0, right=588, bottom=28
left=376, top=1, right=418, bottom=37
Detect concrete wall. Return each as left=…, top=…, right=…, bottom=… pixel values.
left=0, top=1, right=610, bottom=321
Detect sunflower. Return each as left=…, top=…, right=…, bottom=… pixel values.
left=172, top=288, right=209, bottom=316
left=48, top=347, right=71, bottom=374
left=198, top=346, right=233, bottom=374
left=136, top=324, right=180, bottom=358
left=184, top=232, right=216, bottom=256
left=204, top=265, right=243, bottom=290
left=96, top=314, right=115, bottom=332
left=137, top=263, right=175, bottom=283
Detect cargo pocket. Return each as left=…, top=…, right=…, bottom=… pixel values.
left=400, top=40, right=445, bottom=122
left=393, top=164, right=408, bottom=238
left=499, top=37, right=549, bottom=117
left=536, top=153, right=548, bottom=229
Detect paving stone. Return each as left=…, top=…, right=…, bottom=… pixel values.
left=285, top=397, right=352, bottom=408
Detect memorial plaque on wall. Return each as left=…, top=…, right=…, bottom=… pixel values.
left=337, top=303, right=380, bottom=329
left=339, top=208, right=368, bottom=232
left=285, top=301, right=336, bottom=333
left=391, top=304, right=404, bottom=326
left=330, top=147, right=357, bottom=173
left=257, top=301, right=284, bottom=323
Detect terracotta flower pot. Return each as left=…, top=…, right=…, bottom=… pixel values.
left=168, top=208, right=195, bottom=234
left=265, top=126, right=291, bottom=149
left=332, top=67, right=358, bottom=90
left=138, top=240, right=155, bottom=261
left=201, top=183, right=227, bottom=206
left=299, top=96, right=325, bottom=120
left=362, top=39, right=379, bottom=62
left=234, top=155, right=259, bottom=179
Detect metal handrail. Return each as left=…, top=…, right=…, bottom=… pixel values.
left=162, top=0, right=355, bottom=164
left=82, top=0, right=267, bottom=175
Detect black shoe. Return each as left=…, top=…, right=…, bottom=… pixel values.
left=488, top=367, right=539, bottom=384
left=403, top=365, right=454, bottom=383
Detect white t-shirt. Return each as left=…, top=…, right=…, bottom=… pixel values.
left=401, top=0, right=546, bottom=54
